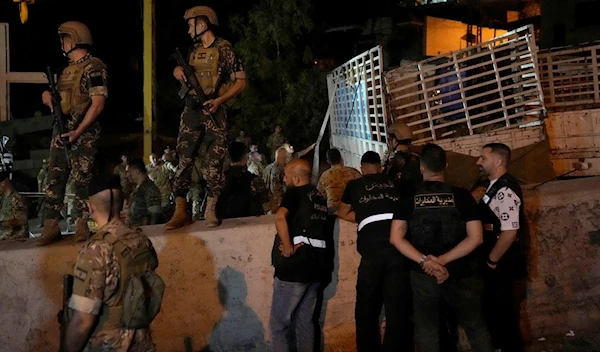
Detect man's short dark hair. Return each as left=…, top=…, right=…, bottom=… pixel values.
left=483, top=143, right=511, bottom=165
left=420, top=143, right=446, bottom=173
left=0, top=171, right=9, bottom=182
left=361, top=151, right=381, bottom=165
left=229, top=142, right=247, bottom=163
left=127, top=158, right=146, bottom=174
left=326, top=149, right=342, bottom=164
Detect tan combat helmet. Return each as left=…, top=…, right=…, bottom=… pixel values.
left=183, top=6, right=219, bottom=25
left=387, top=121, right=413, bottom=141
left=58, top=21, right=93, bottom=45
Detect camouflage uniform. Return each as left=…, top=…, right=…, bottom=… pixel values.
left=266, top=132, right=285, bottom=160
left=37, top=164, right=48, bottom=192
left=172, top=38, right=244, bottom=199
left=113, top=163, right=133, bottom=203
left=262, top=161, right=284, bottom=212
left=65, top=173, right=76, bottom=223
left=69, top=219, right=156, bottom=351
left=188, top=156, right=205, bottom=220
left=247, top=160, right=264, bottom=178
left=317, top=164, right=362, bottom=209
left=128, top=178, right=162, bottom=227
left=147, top=163, right=172, bottom=208
left=45, top=54, right=108, bottom=221
left=0, top=189, right=28, bottom=240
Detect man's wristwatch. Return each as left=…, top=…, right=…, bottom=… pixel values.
left=419, top=254, right=427, bottom=267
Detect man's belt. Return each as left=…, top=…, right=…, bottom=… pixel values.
left=357, top=213, right=394, bottom=232
left=293, top=236, right=326, bottom=249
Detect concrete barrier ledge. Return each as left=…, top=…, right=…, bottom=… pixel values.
left=0, top=177, right=599, bottom=351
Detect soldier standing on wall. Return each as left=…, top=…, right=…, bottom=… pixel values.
left=36, top=21, right=108, bottom=246
left=166, top=6, right=247, bottom=229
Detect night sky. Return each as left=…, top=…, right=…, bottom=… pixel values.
left=0, top=0, right=382, bottom=134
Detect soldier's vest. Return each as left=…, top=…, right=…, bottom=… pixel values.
left=409, top=182, right=465, bottom=256
left=188, top=39, right=236, bottom=103
left=57, top=56, right=105, bottom=117
left=73, top=228, right=165, bottom=332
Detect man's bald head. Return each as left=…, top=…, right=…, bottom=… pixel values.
left=283, top=159, right=311, bottom=187
left=275, top=147, right=287, bottom=163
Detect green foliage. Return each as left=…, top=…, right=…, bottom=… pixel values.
left=228, top=0, right=328, bottom=150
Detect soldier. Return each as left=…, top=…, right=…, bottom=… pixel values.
left=235, top=128, right=252, bottom=148
left=36, top=21, right=108, bottom=246
left=127, top=159, right=163, bottom=226
left=113, top=154, right=133, bottom=205
left=0, top=171, right=28, bottom=240
left=281, top=142, right=316, bottom=162
left=64, top=175, right=162, bottom=351
left=267, top=125, right=286, bottom=161
left=247, top=151, right=264, bottom=177
left=263, top=147, right=287, bottom=213
left=166, top=6, right=247, bottom=229
left=384, top=121, right=422, bottom=190
left=37, top=159, right=48, bottom=192
left=147, top=153, right=172, bottom=209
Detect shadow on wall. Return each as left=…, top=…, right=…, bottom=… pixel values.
left=202, top=266, right=272, bottom=352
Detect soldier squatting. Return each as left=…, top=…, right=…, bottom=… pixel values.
left=8, top=5, right=527, bottom=352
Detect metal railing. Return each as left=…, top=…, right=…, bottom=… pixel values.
left=538, top=42, right=600, bottom=109
left=385, top=25, right=545, bottom=144
left=326, top=46, right=388, bottom=168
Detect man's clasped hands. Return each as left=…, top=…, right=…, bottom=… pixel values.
left=421, top=255, right=450, bottom=284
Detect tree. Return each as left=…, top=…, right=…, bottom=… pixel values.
left=228, top=0, right=328, bottom=152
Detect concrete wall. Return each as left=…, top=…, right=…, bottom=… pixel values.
left=1, top=177, right=600, bottom=351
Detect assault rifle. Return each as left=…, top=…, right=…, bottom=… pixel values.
left=58, top=274, right=74, bottom=352
left=171, top=47, right=219, bottom=128
left=45, top=67, right=71, bottom=168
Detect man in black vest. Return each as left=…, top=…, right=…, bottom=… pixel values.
left=476, top=142, right=525, bottom=352
left=338, top=151, right=412, bottom=352
left=390, top=143, right=494, bottom=352
left=269, top=159, right=332, bottom=352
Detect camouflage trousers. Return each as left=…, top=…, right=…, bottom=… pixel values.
left=45, top=125, right=99, bottom=220
left=173, top=101, right=228, bottom=198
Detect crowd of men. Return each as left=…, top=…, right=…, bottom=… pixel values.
left=0, top=4, right=527, bottom=351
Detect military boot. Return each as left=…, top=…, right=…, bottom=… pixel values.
left=74, top=217, right=89, bottom=242
left=165, top=197, right=193, bottom=230
left=204, top=196, right=219, bottom=228
left=35, top=219, right=62, bottom=246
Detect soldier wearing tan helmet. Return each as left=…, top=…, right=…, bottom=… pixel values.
left=384, top=120, right=422, bottom=190
left=37, top=21, right=108, bottom=246
left=167, top=6, right=247, bottom=229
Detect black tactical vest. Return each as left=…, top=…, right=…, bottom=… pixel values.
left=410, top=182, right=465, bottom=257
left=385, top=150, right=423, bottom=190
left=272, top=185, right=331, bottom=283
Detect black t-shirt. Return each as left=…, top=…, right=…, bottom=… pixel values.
left=394, top=181, right=481, bottom=278
left=272, top=184, right=331, bottom=283
left=341, top=173, right=401, bottom=255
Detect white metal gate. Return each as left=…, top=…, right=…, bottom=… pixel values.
left=385, top=25, right=546, bottom=145
left=326, top=46, right=388, bottom=169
